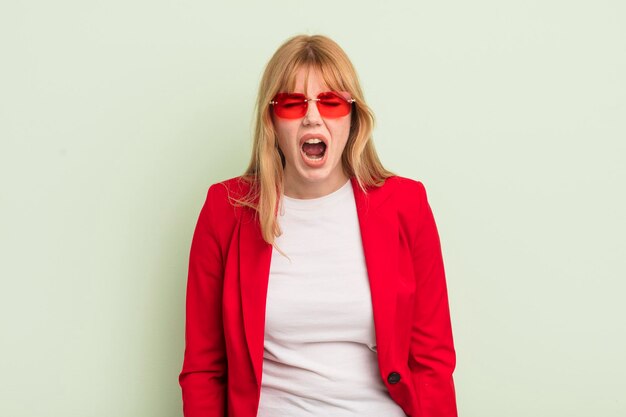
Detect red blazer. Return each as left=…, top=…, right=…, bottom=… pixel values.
left=179, top=175, right=458, bottom=417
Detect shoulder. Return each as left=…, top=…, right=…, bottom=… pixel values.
left=375, top=175, right=433, bottom=232
left=209, top=175, right=254, bottom=200
left=380, top=174, right=425, bottom=191
left=201, top=175, right=255, bottom=220
left=375, top=174, right=428, bottom=205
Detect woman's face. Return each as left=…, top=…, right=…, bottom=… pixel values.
left=272, top=66, right=352, bottom=199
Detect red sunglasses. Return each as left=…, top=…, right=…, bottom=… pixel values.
left=269, top=91, right=356, bottom=119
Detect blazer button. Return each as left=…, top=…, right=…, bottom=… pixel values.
left=387, top=371, right=401, bottom=384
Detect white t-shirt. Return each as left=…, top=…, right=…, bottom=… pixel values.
left=256, top=178, right=406, bottom=417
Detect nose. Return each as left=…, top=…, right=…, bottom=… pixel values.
left=303, top=98, right=322, bottom=126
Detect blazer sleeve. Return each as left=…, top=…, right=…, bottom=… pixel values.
left=179, top=184, right=227, bottom=417
left=409, top=181, right=458, bottom=417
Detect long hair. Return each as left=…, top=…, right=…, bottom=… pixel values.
left=233, top=34, right=396, bottom=252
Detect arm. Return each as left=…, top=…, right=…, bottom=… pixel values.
left=409, top=181, right=458, bottom=417
left=179, top=184, right=227, bottom=417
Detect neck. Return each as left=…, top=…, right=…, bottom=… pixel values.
left=282, top=172, right=350, bottom=199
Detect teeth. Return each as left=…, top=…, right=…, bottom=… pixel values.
left=304, top=138, right=323, bottom=144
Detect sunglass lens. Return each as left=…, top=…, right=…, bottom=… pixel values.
left=274, top=93, right=307, bottom=119
left=317, top=92, right=352, bottom=118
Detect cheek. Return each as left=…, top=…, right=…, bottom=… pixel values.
left=274, top=121, right=299, bottom=149
left=329, top=118, right=352, bottom=144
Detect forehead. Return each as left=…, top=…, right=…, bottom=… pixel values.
left=293, top=67, right=326, bottom=93
left=282, top=64, right=344, bottom=95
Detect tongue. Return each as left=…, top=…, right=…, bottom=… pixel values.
left=302, top=142, right=326, bottom=156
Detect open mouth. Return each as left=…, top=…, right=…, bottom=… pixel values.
left=301, top=138, right=327, bottom=160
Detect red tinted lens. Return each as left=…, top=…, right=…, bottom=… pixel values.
left=316, top=91, right=352, bottom=118
left=271, top=91, right=354, bottom=119
left=272, top=93, right=307, bottom=119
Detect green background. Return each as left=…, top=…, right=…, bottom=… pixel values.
left=1, top=1, right=624, bottom=416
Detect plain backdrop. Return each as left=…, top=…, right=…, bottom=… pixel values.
left=1, top=1, right=624, bottom=416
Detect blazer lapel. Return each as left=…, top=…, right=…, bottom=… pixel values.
left=239, top=209, right=273, bottom=387
left=351, top=176, right=399, bottom=369
left=239, top=176, right=399, bottom=387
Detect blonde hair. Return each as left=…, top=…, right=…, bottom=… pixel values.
left=232, top=34, right=396, bottom=253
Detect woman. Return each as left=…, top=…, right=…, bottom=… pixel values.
left=179, top=34, right=458, bottom=417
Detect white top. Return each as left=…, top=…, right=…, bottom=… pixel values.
left=256, top=178, right=406, bottom=417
